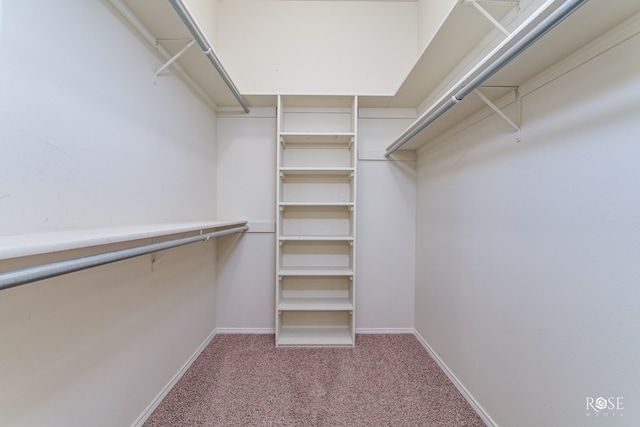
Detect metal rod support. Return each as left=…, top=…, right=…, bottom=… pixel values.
left=0, top=225, right=248, bottom=291
left=168, top=0, right=250, bottom=113
left=385, top=0, right=589, bottom=157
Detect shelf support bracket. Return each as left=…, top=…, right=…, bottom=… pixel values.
left=474, top=89, right=520, bottom=140
left=154, top=39, right=196, bottom=77
left=463, top=0, right=517, bottom=36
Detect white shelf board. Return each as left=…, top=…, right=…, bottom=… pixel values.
left=279, top=202, right=354, bottom=208
left=278, top=267, right=354, bottom=277
left=280, top=133, right=354, bottom=145
left=280, top=95, right=356, bottom=108
left=278, top=236, right=353, bottom=242
left=277, top=326, right=353, bottom=346
left=0, top=220, right=247, bottom=260
left=278, top=297, right=353, bottom=311
left=280, top=167, right=354, bottom=176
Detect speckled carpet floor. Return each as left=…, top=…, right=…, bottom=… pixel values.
left=144, top=334, right=485, bottom=426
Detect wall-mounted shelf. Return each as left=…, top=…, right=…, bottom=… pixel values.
left=0, top=220, right=248, bottom=261
left=278, top=267, right=354, bottom=276
left=278, top=236, right=354, bottom=242
left=361, top=0, right=640, bottom=151
left=107, top=0, right=247, bottom=111
left=280, top=133, right=355, bottom=146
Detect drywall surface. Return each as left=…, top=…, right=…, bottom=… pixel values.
left=0, top=240, right=218, bottom=427
left=0, top=1, right=217, bottom=236
left=357, top=115, right=416, bottom=330
left=0, top=0, right=220, bottom=425
left=417, top=0, right=456, bottom=54
left=414, top=33, right=640, bottom=426
left=216, top=112, right=277, bottom=330
left=215, top=0, right=418, bottom=95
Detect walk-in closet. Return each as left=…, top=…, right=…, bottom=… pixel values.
left=1, top=0, right=638, bottom=425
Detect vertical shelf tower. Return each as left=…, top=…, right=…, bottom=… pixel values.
left=276, top=95, right=358, bottom=347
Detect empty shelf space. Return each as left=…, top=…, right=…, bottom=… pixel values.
left=280, top=205, right=353, bottom=237
left=279, top=276, right=352, bottom=308
left=280, top=174, right=353, bottom=204
left=277, top=326, right=354, bottom=347
left=280, top=145, right=354, bottom=169
left=278, top=297, right=353, bottom=311
left=278, top=310, right=353, bottom=347
left=280, top=240, right=352, bottom=270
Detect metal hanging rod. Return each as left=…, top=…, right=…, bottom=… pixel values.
left=0, top=225, right=248, bottom=292
left=168, top=0, right=250, bottom=114
left=384, top=0, right=589, bottom=157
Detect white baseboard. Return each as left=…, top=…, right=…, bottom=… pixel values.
left=216, top=327, right=275, bottom=334
left=412, top=330, right=496, bottom=427
left=132, top=328, right=218, bottom=427
left=356, top=327, right=415, bottom=334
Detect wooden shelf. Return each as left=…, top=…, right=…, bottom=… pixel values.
left=277, top=326, right=354, bottom=347
left=0, top=220, right=247, bottom=260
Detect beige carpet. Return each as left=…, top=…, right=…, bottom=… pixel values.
left=144, top=334, right=485, bottom=426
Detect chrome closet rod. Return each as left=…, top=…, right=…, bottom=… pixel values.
left=168, top=0, right=250, bottom=114
left=384, top=0, right=590, bottom=157
left=0, top=225, right=248, bottom=291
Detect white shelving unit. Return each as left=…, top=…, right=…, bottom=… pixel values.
left=275, top=95, right=357, bottom=347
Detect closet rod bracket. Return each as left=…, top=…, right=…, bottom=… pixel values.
left=463, top=0, right=519, bottom=36
left=474, top=88, right=521, bottom=140
left=154, top=39, right=196, bottom=77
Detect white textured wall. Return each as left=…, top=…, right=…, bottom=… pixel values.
left=415, top=33, right=640, bottom=426
left=216, top=111, right=277, bottom=330
left=0, top=1, right=221, bottom=425
left=215, top=0, right=417, bottom=95
left=357, top=115, right=416, bottom=330
left=0, top=2, right=217, bottom=234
